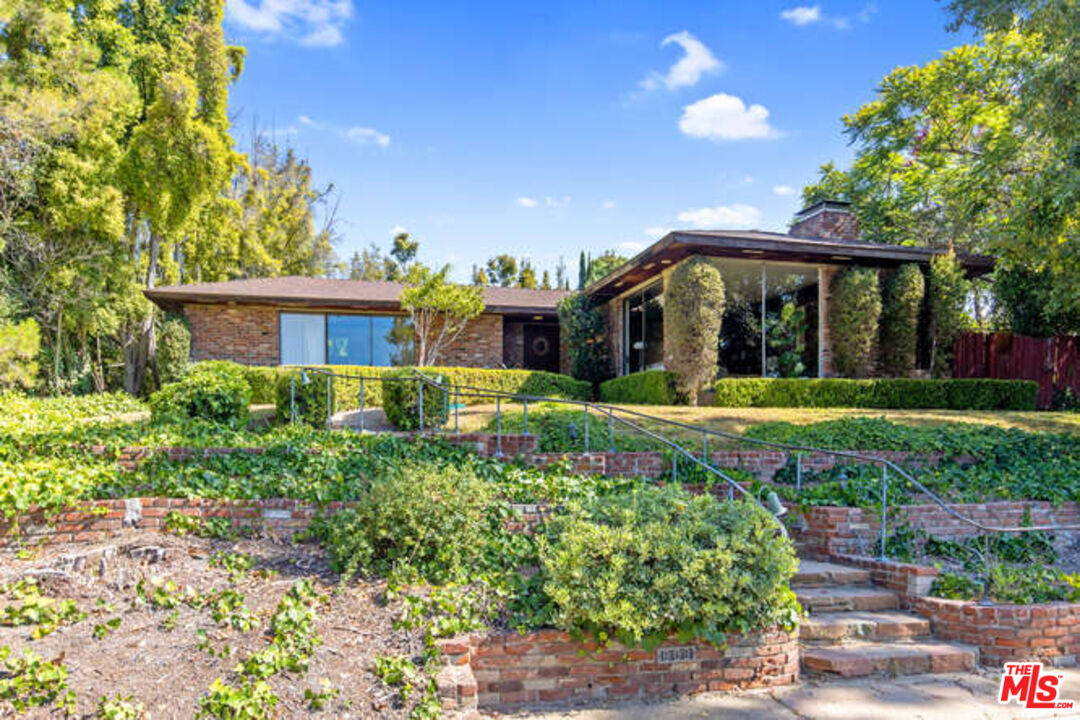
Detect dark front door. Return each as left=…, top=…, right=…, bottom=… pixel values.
left=523, top=324, right=560, bottom=372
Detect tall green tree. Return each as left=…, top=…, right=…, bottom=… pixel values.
left=399, top=266, right=484, bottom=366
left=485, top=254, right=518, bottom=287
left=664, top=258, right=725, bottom=404
left=517, top=260, right=538, bottom=289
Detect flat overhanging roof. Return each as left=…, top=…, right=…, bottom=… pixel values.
left=584, top=230, right=995, bottom=300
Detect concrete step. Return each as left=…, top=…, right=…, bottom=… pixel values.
left=796, top=585, right=899, bottom=613
left=800, top=611, right=931, bottom=644
left=802, top=640, right=978, bottom=677
left=793, top=560, right=870, bottom=587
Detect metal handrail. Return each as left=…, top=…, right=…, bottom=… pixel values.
left=292, top=367, right=1080, bottom=553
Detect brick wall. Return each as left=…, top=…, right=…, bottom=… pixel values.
left=185, top=303, right=279, bottom=365
left=435, top=628, right=798, bottom=712
left=911, top=596, right=1080, bottom=667
left=435, top=313, right=504, bottom=368
left=503, top=321, right=524, bottom=368
left=797, top=502, right=1080, bottom=558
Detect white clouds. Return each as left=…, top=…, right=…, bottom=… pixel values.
left=780, top=3, right=876, bottom=29
left=773, top=185, right=799, bottom=196
left=390, top=225, right=408, bottom=236
left=226, top=0, right=354, bottom=47
left=678, top=93, right=776, bottom=141
left=620, top=241, right=645, bottom=252
left=345, top=126, right=390, bottom=147
left=644, top=227, right=671, bottom=240
left=298, top=115, right=319, bottom=128
left=676, top=204, right=762, bottom=228
left=602, top=200, right=617, bottom=210
left=515, top=197, right=539, bottom=208
left=780, top=5, right=821, bottom=26
left=640, top=31, right=724, bottom=91
left=545, top=196, right=571, bottom=208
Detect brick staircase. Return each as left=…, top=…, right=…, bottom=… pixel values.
left=794, top=560, right=978, bottom=677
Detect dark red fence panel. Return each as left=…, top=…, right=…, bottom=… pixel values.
left=954, top=333, right=1080, bottom=409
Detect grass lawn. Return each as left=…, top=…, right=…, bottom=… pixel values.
left=448, top=402, right=1080, bottom=447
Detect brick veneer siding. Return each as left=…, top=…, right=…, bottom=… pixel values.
left=184, top=304, right=509, bottom=370
left=429, top=312, right=504, bottom=368
left=503, top=321, right=524, bottom=368
left=435, top=628, right=798, bottom=712
left=185, top=303, right=279, bottom=365
left=797, top=501, right=1080, bottom=558
left=911, top=596, right=1080, bottom=667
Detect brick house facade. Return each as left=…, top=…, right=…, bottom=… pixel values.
left=148, top=278, right=568, bottom=372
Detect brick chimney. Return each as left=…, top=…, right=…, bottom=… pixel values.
left=789, top=200, right=859, bottom=241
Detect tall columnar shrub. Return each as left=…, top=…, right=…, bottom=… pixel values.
left=829, top=267, right=881, bottom=378
left=557, top=293, right=612, bottom=386
left=0, top=318, right=40, bottom=392
left=928, top=249, right=971, bottom=377
left=663, top=258, right=725, bottom=404
left=157, top=317, right=191, bottom=385
left=880, top=264, right=925, bottom=377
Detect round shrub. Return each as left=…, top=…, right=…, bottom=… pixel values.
left=149, top=362, right=251, bottom=427
left=538, top=485, right=798, bottom=648
left=880, top=264, right=924, bottom=378
left=829, top=267, right=882, bottom=378
left=312, top=463, right=497, bottom=583
left=274, top=369, right=334, bottom=427
left=664, top=258, right=725, bottom=404
left=382, top=368, right=449, bottom=431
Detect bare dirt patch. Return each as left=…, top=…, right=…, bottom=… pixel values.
left=0, top=531, right=421, bottom=719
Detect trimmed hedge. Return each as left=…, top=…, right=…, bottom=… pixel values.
left=191, top=361, right=282, bottom=404
left=382, top=369, right=450, bottom=431
left=598, top=370, right=688, bottom=406
left=275, top=368, right=333, bottom=427
left=272, top=365, right=590, bottom=423
left=711, top=378, right=1038, bottom=410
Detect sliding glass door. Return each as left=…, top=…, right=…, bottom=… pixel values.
left=280, top=312, right=415, bottom=366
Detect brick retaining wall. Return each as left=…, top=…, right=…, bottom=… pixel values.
left=910, top=596, right=1080, bottom=667
left=434, top=628, right=798, bottom=713
left=797, top=502, right=1080, bottom=557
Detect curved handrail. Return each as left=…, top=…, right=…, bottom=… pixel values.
left=295, top=366, right=1080, bottom=536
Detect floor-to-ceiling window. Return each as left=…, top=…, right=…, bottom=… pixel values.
left=619, top=258, right=823, bottom=378
left=280, top=312, right=415, bottom=366
left=624, top=281, right=664, bottom=374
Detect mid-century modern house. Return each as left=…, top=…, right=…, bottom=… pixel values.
left=145, top=202, right=993, bottom=378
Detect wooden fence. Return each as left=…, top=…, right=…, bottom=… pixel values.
left=953, top=333, right=1080, bottom=409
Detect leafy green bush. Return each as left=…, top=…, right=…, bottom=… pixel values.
left=274, top=369, right=332, bottom=426
left=157, top=317, right=191, bottom=385
left=711, top=377, right=1036, bottom=410
left=558, top=293, right=612, bottom=386
left=664, top=258, right=725, bottom=403
left=0, top=318, right=40, bottom=392
left=149, top=363, right=251, bottom=427
left=537, top=485, right=798, bottom=648
left=599, top=370, right=687, bottom=406
left=928, top=249, right=971, bottom=377
left=829, top=266, right=881, bottom=378
left=191, top=361, right=281, bottom=405
left=312, top=463, right=497, bottom=583
left=880, top=264, right=924, bottom=377
left=382, top=369, right=449, bottom=431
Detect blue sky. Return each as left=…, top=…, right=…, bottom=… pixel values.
left=224, top=1, right=971, bottom=282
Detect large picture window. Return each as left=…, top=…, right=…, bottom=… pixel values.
left=620, top=258, right=823, bottom=378
left=280, top=313, right=326, bottom=365
left=624, top=282, right=664, bottom=374
left=280, top=312, right=415, bottom=366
